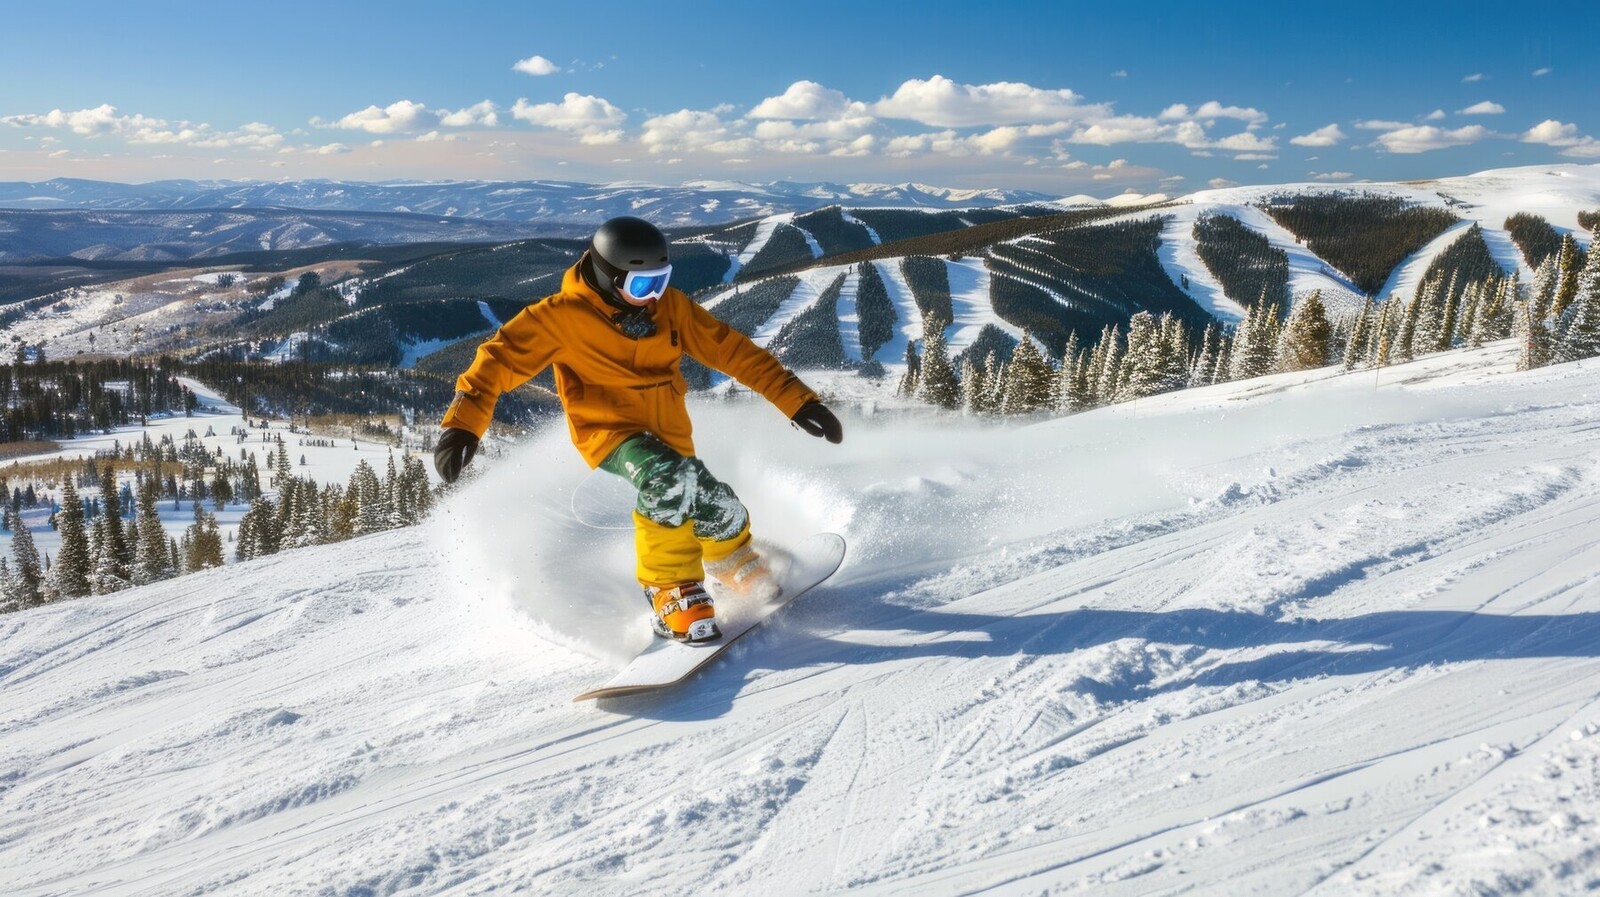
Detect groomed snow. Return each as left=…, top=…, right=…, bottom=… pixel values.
left=9, top=340, right=1600, bottom=894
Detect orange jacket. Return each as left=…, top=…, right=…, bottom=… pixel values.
left=441, top=263, right=818, bottom=467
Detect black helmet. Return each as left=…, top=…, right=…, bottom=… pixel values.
left=585, top=216, right=672, bottom=309
left=591, top=216, right=670, bottom=271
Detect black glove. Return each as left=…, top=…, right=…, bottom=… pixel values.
left=433, top=428, right=479, bottom=484
left=791, top=401, right=843, bottom=444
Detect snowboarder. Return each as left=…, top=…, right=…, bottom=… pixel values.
left=433, top=216, right=843, bottom=642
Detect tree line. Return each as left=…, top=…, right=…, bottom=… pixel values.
left=896, top=237, right=1600, bottom=416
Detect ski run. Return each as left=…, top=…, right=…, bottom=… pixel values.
left=5, top=337, right=1600, bottom=894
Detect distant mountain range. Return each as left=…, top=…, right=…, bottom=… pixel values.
left=0, top=177, right=1064, bottom=226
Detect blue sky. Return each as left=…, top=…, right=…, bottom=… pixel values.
left=0, top=0, right=1594, bottom=194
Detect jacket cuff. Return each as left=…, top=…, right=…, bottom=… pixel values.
left=440, top=390, right=494, bottom=437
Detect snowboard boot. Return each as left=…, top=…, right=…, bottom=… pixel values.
left=645, top=581, right=720, bottom=642
left=704, top=541, right=781, bottom=603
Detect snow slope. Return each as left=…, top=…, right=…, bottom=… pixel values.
left=8, top=341, right=1600, bottom=894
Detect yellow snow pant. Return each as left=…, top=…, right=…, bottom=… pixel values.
left=601, top=433, right=753, bottom=589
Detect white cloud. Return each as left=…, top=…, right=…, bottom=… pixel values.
left=314, top=143, right=351, bottom=155
left=325, top=100, right=432, bottom=134
left=1533, top=67, right=1552, bottom=77
left=2, top=104, right=286, bottom=151
left=1521, top=119, right=1600, bottom=158
left=511, top=93, right=626, bottom=134
left=438, top=101, right=499, bottom=128
left=1373, top=124, right=1490, bottom=153
left=1458, top=101, right=1505, bottom=115
left=1110, top=70, right=1128, bottom=78
left=1235, top=153, right=1277, bottom=161
left=1462, top=73, right=1486, bottom=83
left=1290, top=124, right=1346, bottom=147
left=639, top=108, right=754, bottom=155
left=512, top=55, right=560, bottom=76
left=1310, top=170, right=1354, bottom=180
left=1208, top=178, right=1240, bottom=189
left=1424, top=109, right=1446, bottom=121
left=1356, top=119, right=1411, bottom=131
left=1158, top=101, right=1269, bottom=125
left=871, top=75, right=1104, bottom=127
left=749, top=81, right=862, bottom=120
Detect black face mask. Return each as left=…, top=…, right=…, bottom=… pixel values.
left=611, top=307, right=657, bottom=340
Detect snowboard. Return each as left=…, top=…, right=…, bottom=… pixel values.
left=573, top=532, right=846, bottom=702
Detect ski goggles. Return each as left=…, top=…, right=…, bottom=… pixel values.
left=619, top=264, right=672, bottom=305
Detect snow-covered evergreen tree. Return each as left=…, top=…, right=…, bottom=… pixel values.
left=1000, top=334, right=1053, bottom=414
left=1279, top=290, right=1332, bottom=372
left=7, top=508, right=44, bottom=608
left=1095, top=325, right=1124, bottom=403
left=896, top=342, right=920, bottom=398
left=1230, top=301, right=1280, bottom=380
left=1117, top=312, right=1164, bottom=401
left=133, top=482, right=173, bottom=585
left=1556, top=264, right=1600, bottom=364
left=49, top=481, right=91, bottom=599
left=916, top=313, right=960, bottom=410
left=1344, top=303, right=1373, bottom=370
left=1518, top=257, right=1559, bottom=371
left=1552, top=233, right=1584, bottom=320
left=1189, top=323, right=1219, bottom=388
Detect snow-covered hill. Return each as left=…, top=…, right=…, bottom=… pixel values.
left=7, top=340, right=1600, bottom=894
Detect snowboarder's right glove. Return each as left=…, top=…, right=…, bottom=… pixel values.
left=791, top=401, right=843, bottom=444
left=434, top=427, right=479, bottom=484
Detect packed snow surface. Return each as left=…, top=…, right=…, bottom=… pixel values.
left=9, top=341, right=1600, bottom=894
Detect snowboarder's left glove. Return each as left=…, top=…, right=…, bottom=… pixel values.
left=434, top=427, right=479, bottom=483
left=791, top=401, right=843, bottom=444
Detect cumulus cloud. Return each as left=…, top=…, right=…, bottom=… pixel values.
left=749, top=81, right=863, bottom=120
left=323, top=100, right=433, bottom=134
left=1373, top=124, right=1490, bottom=153
left=1521, top=119, right=1600, bottom=158
left=511, top=93, right=626, bottom=140
left=1310, top=170, right=1354, bottom=180
left=1208, top=178, right=1240, bottom=189
left=1356, top=119, right=1412, bottom=131
left=314, top=143, right=351, bottom=155
left=1158, top=101, right=1269, bottom=125
left=438, top=101, right=500, bottom=128
left=2, top=104, right=287, bottom=151
left=1424, top=109, right=1446, bottom=121
left=1290, top=124, right=1346, bottom=147
left=871, top=75, right=1104, bottom=127
left=512, top=55, right=560, bottom=76
left=639, top=108, right=754, bottom=155
left=1458, top=101, right=1505, bottom=115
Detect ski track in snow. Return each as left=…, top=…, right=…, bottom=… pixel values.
left=11, top=341, right=1600, bottom=894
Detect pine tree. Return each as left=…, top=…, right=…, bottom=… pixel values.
left=1556, top=266, right=1600, bottom=364
left=1117, top=312, right=1165, bottom=400
left=1518, top=257, right=1559, bottom=370
left=1000, top=333, right=1054, bottom=414
left=7, top=508, right=43, bottom=608
left=1278, top=290, right=1332, bottom=372
left=98, top=463, right=129, bottom=572
left=1095, top=325, right=1124, bottom=403
left=133, top=482, right=173, bottom=585
left=1344, top=303, right=1373, bottom=370
left=916, top=312, right=960, bottom=410
left=1394, top=293, right=1423, bottom=363
left=1158, top=315, right=1191, bottom=392
left=1190, top=323, right=1219, bottom=387
left=90, top=517, right=128, bottom=595
left=0, top=557, right=17, bottom=613
left=49, top=481, right=91, bottom=599
left=1553, top=233, right=1584, bottom=320
left=1230, top=301, right=1280, bottom=380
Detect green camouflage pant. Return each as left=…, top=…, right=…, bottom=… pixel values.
left=600, top=433, right=749, bottom=542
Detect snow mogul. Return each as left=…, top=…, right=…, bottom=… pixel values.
left=433, top=216, right=843, bottom=642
